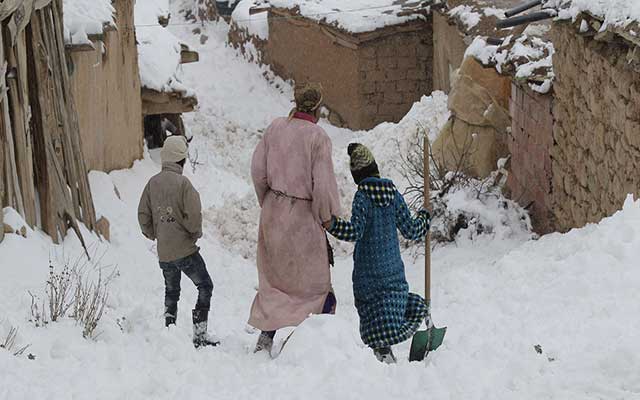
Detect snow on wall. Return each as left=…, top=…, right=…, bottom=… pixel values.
left=231, top=0, right=269, bottom=40
left=465, top=33, right=555, bottom=94
left=135, top=0, right=192, bottom=95
left=63, top=0, right=114, bottom=45
left=261, top=0, right=424, bottom=33
left=448, top=4, right=481, bottom=30
left=554, top=0, right=640, bottom=29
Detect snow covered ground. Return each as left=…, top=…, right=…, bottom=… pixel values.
left=2, top=7, right=640, bottom=400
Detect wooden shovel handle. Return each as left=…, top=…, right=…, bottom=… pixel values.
left=423, top=136, right=431, bottom=303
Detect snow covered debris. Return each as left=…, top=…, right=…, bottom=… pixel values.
left=553, top=0, right=640, bottom=29
left=259, top=0, right=426, bottom=33
left=63, top=0, right=114, bottom=45
left=231, top=0, right=270, bottom=40
left=449, top=5, right=482, bottom=29
left=135, top=0, right=194, bottom=95
left=465, top=33, right=555, bottom=94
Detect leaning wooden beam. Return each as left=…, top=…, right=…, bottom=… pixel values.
left=26, top=7, right=62, bottom=240
left=51, top=0, right=96, bottom=231
left=0, top=33, right=26, bottom=219
left=6, top=29, right=37, bottom=226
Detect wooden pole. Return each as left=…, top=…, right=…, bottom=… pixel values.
left=423, top=135, right=431, bottom=304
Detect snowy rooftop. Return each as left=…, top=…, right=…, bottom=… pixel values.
left=135, top=0, right=195, bottom=96
left=258, top=0, right=428, bottom=33
left=63, top=0, right=114, bottom=45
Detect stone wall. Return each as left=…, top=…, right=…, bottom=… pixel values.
left=506, top=83, right=555, bottom=233
left=357, top=27, right=432, bottom=129
left=69, top=0, right=143, bottom=172
left=549, top=23, right=640, bottom=232
left=264, top=12, right=432, bottom=130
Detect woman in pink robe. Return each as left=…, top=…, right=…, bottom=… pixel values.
left=249, top=84, right=341, bottom=352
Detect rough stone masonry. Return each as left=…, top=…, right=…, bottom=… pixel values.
left=550, top=23, right=640, bottom=232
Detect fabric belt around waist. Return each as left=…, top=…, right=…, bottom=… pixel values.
left=270, top=189, right=312, bottom=202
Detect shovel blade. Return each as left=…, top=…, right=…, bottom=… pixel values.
left=409, top=326, right=447, bottom=362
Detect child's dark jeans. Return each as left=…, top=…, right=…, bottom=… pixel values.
left=159, top=251, right=213, bottom=317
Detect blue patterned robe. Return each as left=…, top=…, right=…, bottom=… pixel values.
left=328, top=177, right=430, bottom=349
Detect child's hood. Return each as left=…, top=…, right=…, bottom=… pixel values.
left=357, top=177, right=397, bottom=207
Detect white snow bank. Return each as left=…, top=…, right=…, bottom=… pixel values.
left=232, top=0, right=270, bottom=40
left=135, top=0, right=194, bottom=95
left=262, top=0, right=424, bottom=33
left=554, top=0, right=640, bottom=30
left=63, top=0, right=114, bottom=45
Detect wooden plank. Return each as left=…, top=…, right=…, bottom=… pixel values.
left=180, top=44, right=199, bottom=64
left=0, top=0, right=25, bottom=21
left=0, top=29, right=26, bottom=218
left=5, top=28, right=37, bottom=225
left=26, top=7, right=59, bottom=239
left=0, top=76, right=5, bottom=243
left=142, top=88, right=198, bottom=115
left=6, top=0, right=35, bottom=45
left=50, top=0, right=96, bottom=231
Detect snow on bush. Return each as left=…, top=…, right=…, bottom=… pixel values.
left=63, top=0, right=114, bottom=45
left=28, top=249, right=118, bottom=339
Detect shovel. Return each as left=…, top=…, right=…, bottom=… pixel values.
left=409, top=136, right=447, bottom=362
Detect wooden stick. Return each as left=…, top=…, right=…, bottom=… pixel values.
left=423, top=135, right=431, bottom=303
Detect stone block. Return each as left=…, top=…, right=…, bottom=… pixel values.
left=360, top=58, right=378, bottom=72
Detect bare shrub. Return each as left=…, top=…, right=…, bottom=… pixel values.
left=28, top=248, right=118, bottom=339
left=1, top=326, right=30, bottom=357
left=396, top=126, right=526, bottom=244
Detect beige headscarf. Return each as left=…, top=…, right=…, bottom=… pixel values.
left=161, top=135, right=188, bottom=163
left=289, top=83, right=324, bottom=118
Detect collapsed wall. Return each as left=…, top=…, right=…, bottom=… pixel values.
left=548, top=23, right=640, bottom=231
left=68, top=0, right=143, bottom=172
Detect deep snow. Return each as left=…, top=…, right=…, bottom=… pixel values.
left=2, top=7, right=640, bottom=400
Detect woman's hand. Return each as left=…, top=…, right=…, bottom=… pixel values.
left=322, top=217, right=334, bottom=230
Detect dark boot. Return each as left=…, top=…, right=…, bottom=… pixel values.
left=165, top=313, right=176, bottom=327
left=192, top=309, right=220, bottom=348
left=254, top=331, right=275, bottom=353
left=165, top=305, right=177, bottom=327
left=374, top=347, right=397, bottom=364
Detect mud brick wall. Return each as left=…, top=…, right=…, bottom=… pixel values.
left=69, top=0, right=143, bottom=172
left=357, top=27, right=432, bottom=129
left=550, top=24, right=640, bottom=232
left=264, top=12, right=432, bottom=130
left=507, top=83, right=555, bottom=234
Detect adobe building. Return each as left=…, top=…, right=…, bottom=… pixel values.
left=66, top=0, right=144, bottom=173
left=468, top=6, right=640, bottom=234
left=230, top=2, right=433, bottom=130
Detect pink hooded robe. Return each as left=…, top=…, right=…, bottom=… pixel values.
left=249, top=116, right=341, bottom=331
